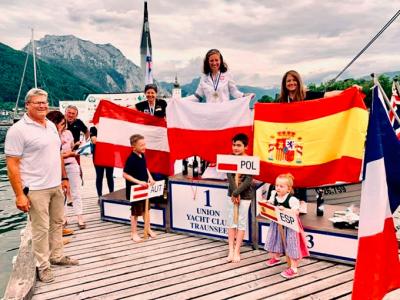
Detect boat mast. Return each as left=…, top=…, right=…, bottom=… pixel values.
left=14, top=29, right=37, bottom=120
left=31, top=28, right=37, bottom=88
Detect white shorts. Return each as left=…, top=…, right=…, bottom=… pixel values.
left=227, top=198, right=251, bottom=230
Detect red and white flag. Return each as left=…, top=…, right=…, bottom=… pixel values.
left=166, top=96, right=253, bottom=163
left=92, top=100, right=170, bottom=175
left=131, top=185, right=149, bottom=201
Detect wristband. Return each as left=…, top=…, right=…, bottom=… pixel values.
left=62, top=177, right=69, bottom=181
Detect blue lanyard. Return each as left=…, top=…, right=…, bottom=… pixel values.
left=210, top=72, right=221, bottom=91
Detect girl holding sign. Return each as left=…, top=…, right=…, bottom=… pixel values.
left=264, top=173, right=309, bottom=279
left=123, top=134, right=156, bottom=242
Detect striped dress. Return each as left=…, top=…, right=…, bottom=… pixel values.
left=264, top=193, right=309, bottom=260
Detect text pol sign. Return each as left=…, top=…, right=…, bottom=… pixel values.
left=216, top=155, right=260, bottom=175
left=130, top=180, right=165, bottom=202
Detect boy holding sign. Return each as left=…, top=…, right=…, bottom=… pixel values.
left=264, top=173, right=309, bottom=278
left=226, top=133, right=254, bottom=263
left=123, top=134, right=156, bottom=242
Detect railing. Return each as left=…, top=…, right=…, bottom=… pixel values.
left=2, top=222, right=36, bottom=300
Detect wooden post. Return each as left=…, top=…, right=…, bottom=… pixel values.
left=278, top=223, right=291, bottom=267
left=143, top=198, right=150, bottom=239
left=234, top=173, right=239, bottom=224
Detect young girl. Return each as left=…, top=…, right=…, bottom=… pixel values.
left=264, top=173, right=309, bottom=279
left=123, top=134, right=156, bottom=242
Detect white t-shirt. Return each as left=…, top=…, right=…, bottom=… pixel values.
left=5, top=114, right=62, bottom=190
left=194, top=71, right=244, bottom=103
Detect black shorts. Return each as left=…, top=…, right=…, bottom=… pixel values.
left=130, top=201, right=146, bottom=216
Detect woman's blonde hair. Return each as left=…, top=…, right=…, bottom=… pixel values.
left=276, top=173, right=295, bottom=194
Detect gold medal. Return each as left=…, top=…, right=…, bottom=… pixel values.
left=213, top=92, right=219, bottom=98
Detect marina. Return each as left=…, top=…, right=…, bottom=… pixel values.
left=1, top=2, right=400, bottom=299
left=3, top=156, right=400, bottom=299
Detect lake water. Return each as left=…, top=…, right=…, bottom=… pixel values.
left=0, top=126, right=27, bottom=296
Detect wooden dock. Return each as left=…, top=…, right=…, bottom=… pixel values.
left=5, top=157, right=400, bottom=299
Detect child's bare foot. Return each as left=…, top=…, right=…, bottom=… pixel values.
left=232, top=252, right=241, bottom=263
left=148, top=229, right=157, bottom=238
left=227, top=251, right=234, bottom=262
left=131, top=233, right=143, bottom=242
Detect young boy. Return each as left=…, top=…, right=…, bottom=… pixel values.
left=123, top=134, right=156, bottom=242
left=226, top=133, right=254, bottom=263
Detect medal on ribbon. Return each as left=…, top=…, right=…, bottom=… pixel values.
left=211, top=72, right=221, bottom=99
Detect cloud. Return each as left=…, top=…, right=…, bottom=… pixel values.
left=1, top=0, right=399, bottom=87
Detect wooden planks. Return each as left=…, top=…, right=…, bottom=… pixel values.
left=27, top=156, right=400, bottom=299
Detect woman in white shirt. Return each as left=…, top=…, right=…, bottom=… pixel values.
left=194, top=49, right=246, bottom=103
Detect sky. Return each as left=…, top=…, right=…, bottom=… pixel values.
left=1, top=0, right=399, bottom=88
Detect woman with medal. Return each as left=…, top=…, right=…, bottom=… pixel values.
left=194, top=49, right=248, bottom=103
left=135, top=84, right=167, bottom=118
left=135, top=83, right=167, bottom=202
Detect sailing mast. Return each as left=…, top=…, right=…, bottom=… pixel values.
left=14, top=28, right=37, bottom=121
left=31, top=28, right=37, bottom=88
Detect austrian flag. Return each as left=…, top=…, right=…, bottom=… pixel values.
left=92, top=100, right=170, bottom=175
left=131, top=185, right=148, bottom=201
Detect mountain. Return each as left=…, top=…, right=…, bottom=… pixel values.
left=159, top=77, right=278, bottom=100
left=23, top=35, right=144, bottom=93
left=0, top=43, right=101, bottom=108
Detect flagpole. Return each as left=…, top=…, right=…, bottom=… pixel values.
left=371, top=73, right=400, bottom=125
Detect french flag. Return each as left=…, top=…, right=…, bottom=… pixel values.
left=166, top=96, right=253, bottom=163
left=92, top=100, right=170, bottom=175
left=352, top=86, right=400, bottom=299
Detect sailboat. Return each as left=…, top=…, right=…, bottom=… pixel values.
left=13, top=28, right=38, bottom=123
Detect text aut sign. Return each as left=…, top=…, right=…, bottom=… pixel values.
left=130, top=180, right=165, bottom=202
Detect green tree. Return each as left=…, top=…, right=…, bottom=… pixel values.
left=258, top=94, right=275, bottom=103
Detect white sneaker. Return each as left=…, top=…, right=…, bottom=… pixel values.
left=299, top=201, right=308, bottom=214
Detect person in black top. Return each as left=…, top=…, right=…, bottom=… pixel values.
left=277, top=70, right=363, bottom=213
left=65, top=105, right=89, bottom=145
left=123, top=134, right=156, bottom=242
left=90, top=126, right=114, bottom=197
left=136, top=83, right=168, bottom=203
left=278, top=70, right=345, bottom=103
left=135, top=84, right=167, bottom=118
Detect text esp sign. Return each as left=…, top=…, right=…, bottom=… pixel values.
left=216, top=154, right=260, bottom=175
left=258, top=201, right=299, bottom=232
left=130, top=180, right=165, bottom=202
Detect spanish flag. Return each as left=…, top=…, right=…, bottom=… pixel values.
left=258, top=201, right=278, bottom=221
left=253, top=87, right=368, bottom=187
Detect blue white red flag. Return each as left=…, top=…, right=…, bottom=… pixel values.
left=145, top=39, right=153, bottom=85
left=352, top=86, right=400, bottom=299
